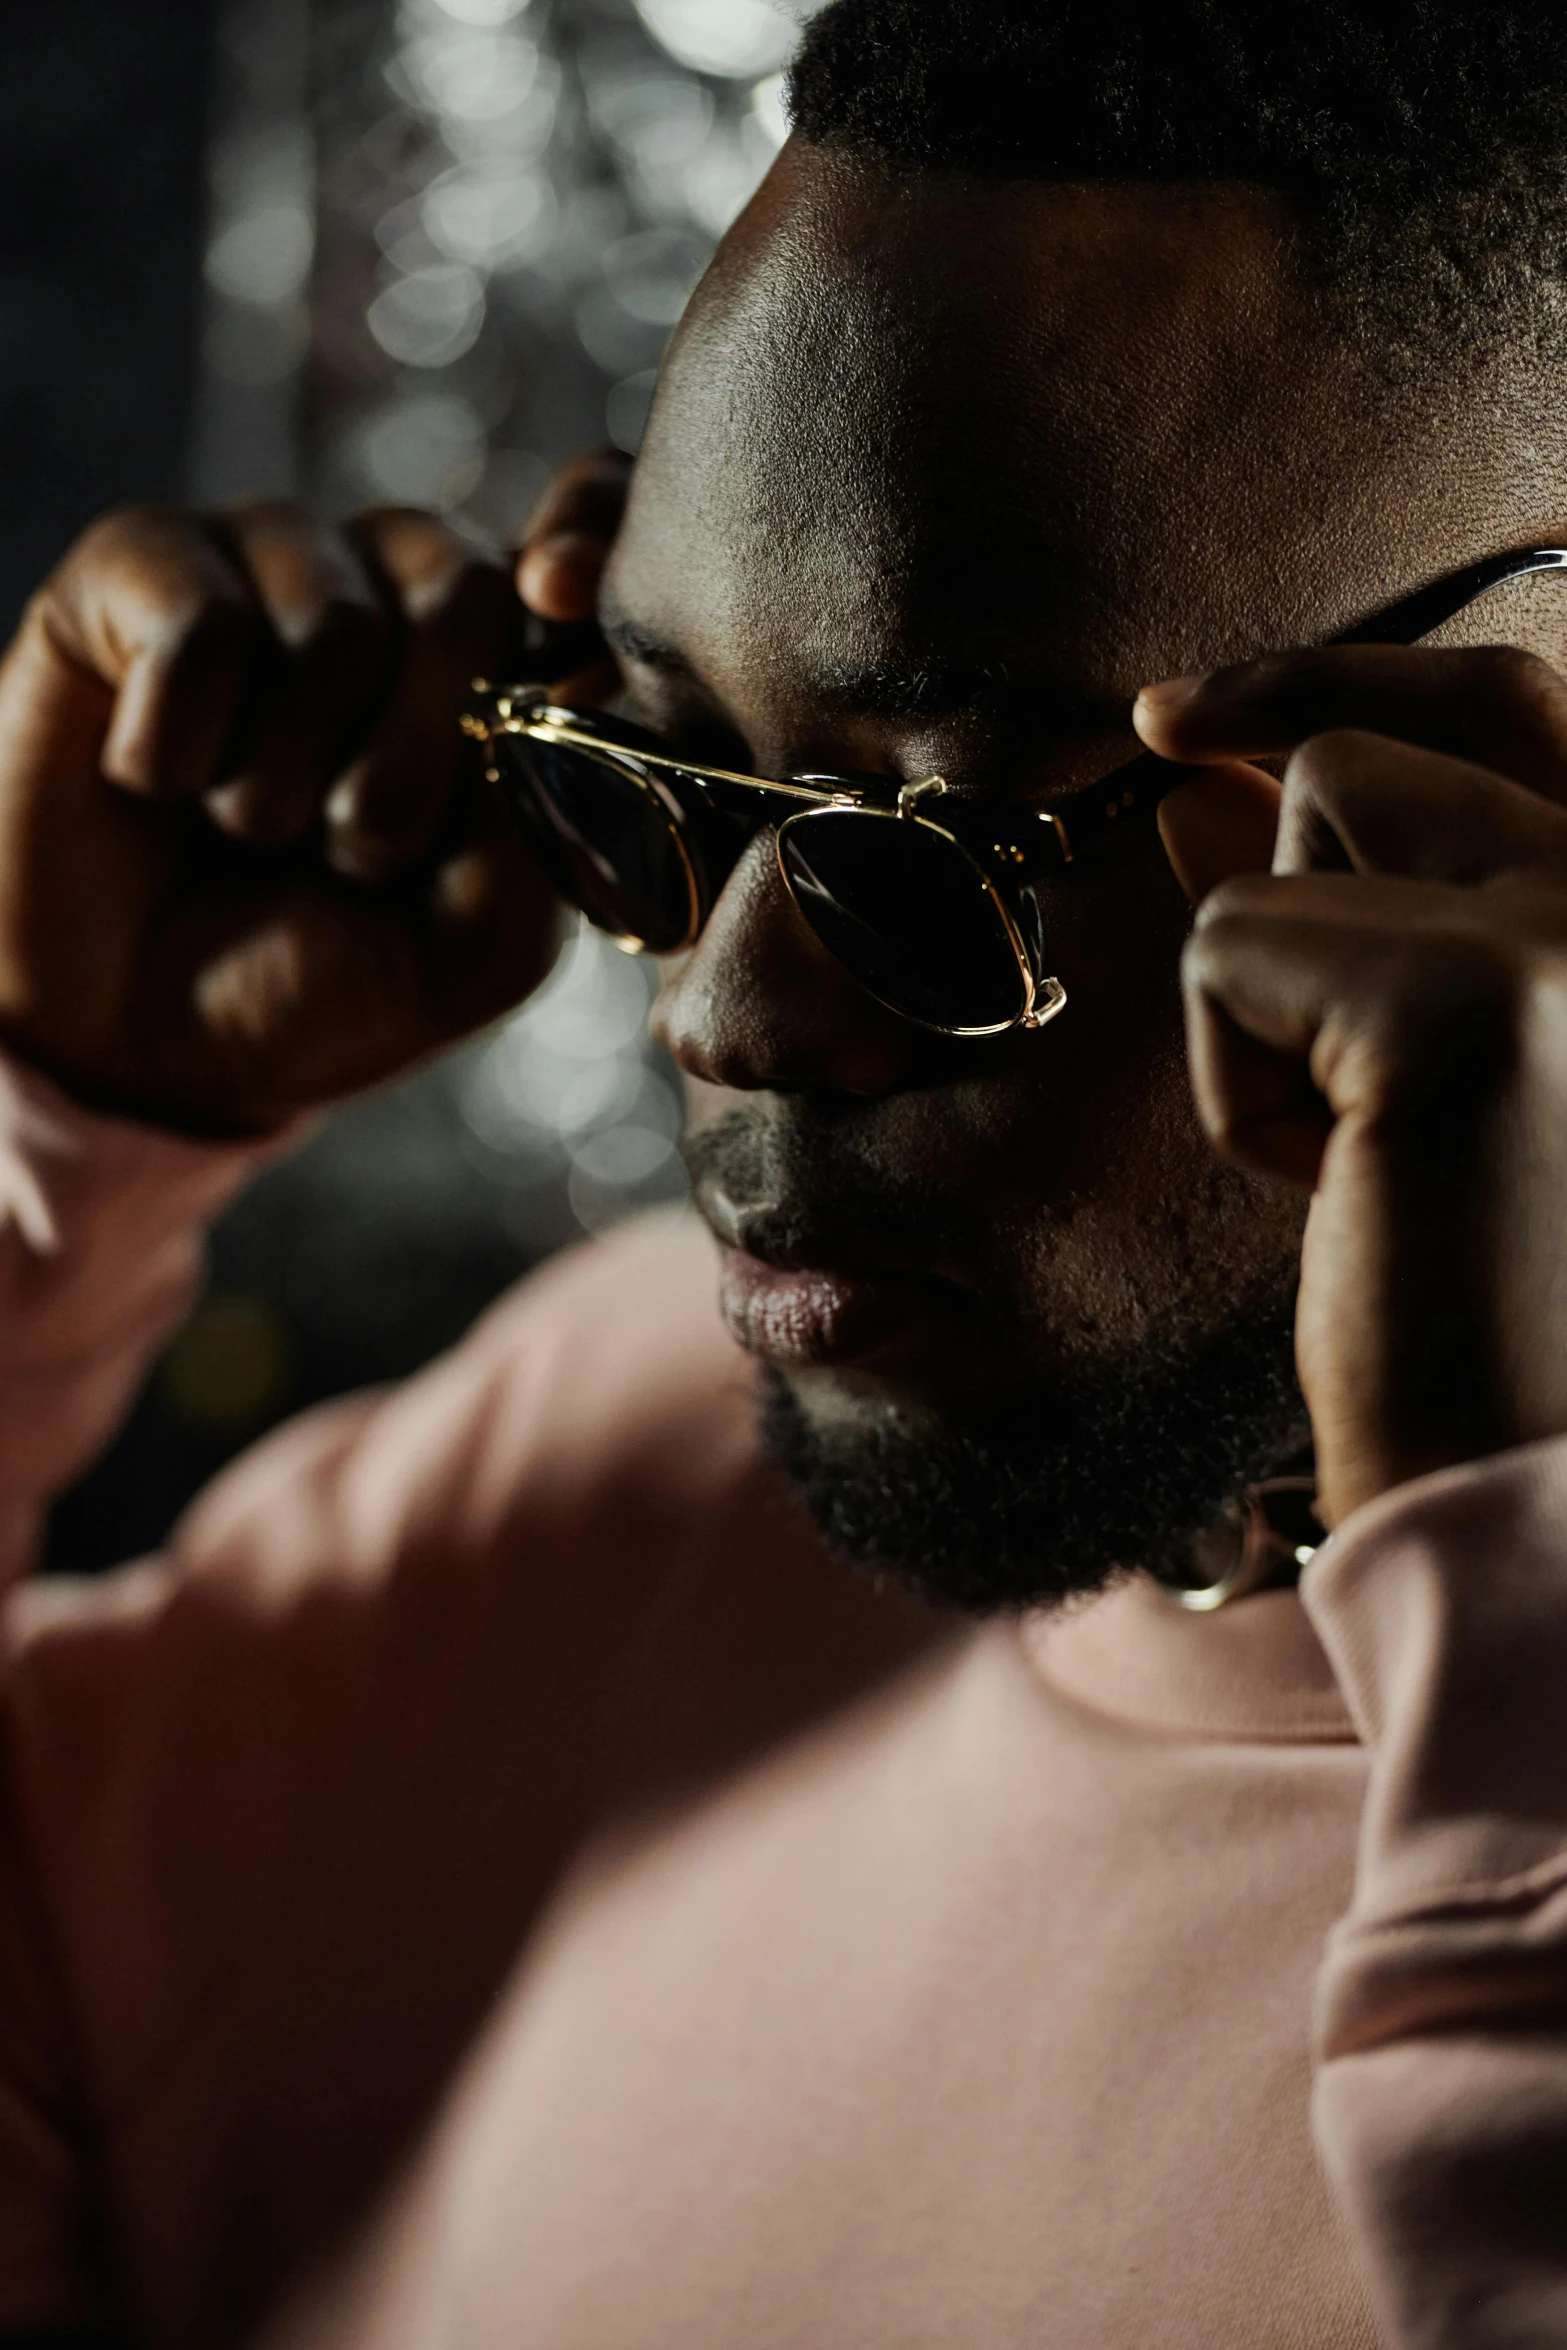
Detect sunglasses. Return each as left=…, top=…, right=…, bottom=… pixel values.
left=462, top=544, right=1567, bottom=1037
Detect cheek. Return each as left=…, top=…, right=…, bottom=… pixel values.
left=1047, top=824, right=1194, bottom=1034
left=1002, top=1081, right=1306, bottom=1363
left=964, top=846, right=1305, bottom=1353
left=978, top=832, right=1197, bottom=1197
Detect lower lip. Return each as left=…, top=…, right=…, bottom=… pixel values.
left=718, top=1248, right=961, bottom=1368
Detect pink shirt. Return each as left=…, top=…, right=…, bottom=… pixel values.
left=0, top=1055, right=1564, bottom=2348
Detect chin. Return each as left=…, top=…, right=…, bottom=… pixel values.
left=755, top=1292, right=1308, bottom=1616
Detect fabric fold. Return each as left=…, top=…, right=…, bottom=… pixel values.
left=0, top=1050, right=286, bottom=1580
left=1305, top=1438, right=1567, bottom=2349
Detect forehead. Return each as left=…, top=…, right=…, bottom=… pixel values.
left=612, top=147, right=1446, bottom=718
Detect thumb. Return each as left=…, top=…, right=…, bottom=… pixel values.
left=1156, top=762, right=1282, bottom=904
left=515, top=449, right=632, bottom=625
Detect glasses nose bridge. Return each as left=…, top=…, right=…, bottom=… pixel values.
left=679, top=760, right=903, bottom=927
left=677, top=770, right=797, bottom=930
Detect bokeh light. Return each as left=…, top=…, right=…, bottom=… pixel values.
left=293, top=0, right=797, bottom=532
left=203, top=0, right=802, bottom=1240
left=635, top=0, right=799, bottom=79
left=165, top=0, right=822, bottom=1504
left=161, top=1294, right=294, bottom=1433
left=462, top=923, right=688, bottom=1242
left=45, top=0, right=840, bottom=1566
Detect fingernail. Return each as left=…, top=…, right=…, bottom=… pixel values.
left=203, top=776, right=316, bottom=848
left=326, top=832, right=397, bottom=885
left=516, top=531, right=604, bottom=623
left=324, top=774, right=399, bottom=882
left=1134, top=674, right=1206, bottom=715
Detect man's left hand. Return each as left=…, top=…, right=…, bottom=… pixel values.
left=1136, top=643, right=1567, bottom=1528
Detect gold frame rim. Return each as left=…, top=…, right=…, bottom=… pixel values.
left=476, top=719, right=705, bottom=956
left=775, top=803, right=1041, bottom=1039
left=468, top=697, right=1069, bottom=1036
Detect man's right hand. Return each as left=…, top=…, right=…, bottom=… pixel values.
left=0, top=458, right=629, bottom=1138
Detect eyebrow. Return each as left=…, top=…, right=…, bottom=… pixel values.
left=599, top=596, right=1018, bottom=723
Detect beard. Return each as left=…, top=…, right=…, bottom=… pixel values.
left=688, top=1100, right=1309, bottom=1616
left=757, top=1302, right=1307, bottom=1616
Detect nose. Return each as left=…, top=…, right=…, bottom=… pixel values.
left=651, top=832, right=938, bottom=1095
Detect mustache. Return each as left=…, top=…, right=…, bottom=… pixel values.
left=682, top=1102, right=974, bottom=1274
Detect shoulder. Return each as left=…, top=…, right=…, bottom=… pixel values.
left=23, top=1208, right=753, bottom=1634
left=0, top=1221, right=735, bottom=2065
left=0, top=1213, right=936, bottom=2116
left=454, top=1206, right=761, bottom=1508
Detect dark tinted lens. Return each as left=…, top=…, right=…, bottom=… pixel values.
left=779, top=811, right=1028, bottom=1031
left=497, top=735, right=696, bottom=951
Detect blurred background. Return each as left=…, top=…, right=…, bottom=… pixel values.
left=4, top=0, right=812, bottom=1569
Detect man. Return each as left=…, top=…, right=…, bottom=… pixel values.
left=4, top=1, right=1567, bottom=2341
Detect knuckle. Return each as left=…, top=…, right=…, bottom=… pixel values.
left=62, top=502, right=210, bottom=599
left=1180, top=911, right=1248, bottom=1002
left=221, top=508, right=387, bottom=655
left=1468, top=640, right=1550, bottom=695
left=48, top=504, right=256, bottom=665
left=1371, top=932, right=1524, bottom=1101
left=1189, top=873, right=1274, bottom=938
left=67, top=499, right=187, bottom=565
left=221, top=493, right=313, bottom=531
left=354, top=499, right=438, bottom=529
left=298, top=588, right=388, bottom=661
left=1277, top=733, right=1382, bottom=867
left=1461, top=641, right=1565, bottom=726
left=355, top=507, right=509, bottom=616
left=1233, top=649, right=1299, bottom=697
left=1284, top=726, right=1377, bottom=789
left=354, top=503, right=466, bottom=560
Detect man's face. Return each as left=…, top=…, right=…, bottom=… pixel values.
left=602, top=144, right=1524, bottom=1606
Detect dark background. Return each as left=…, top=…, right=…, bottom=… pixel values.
left=0, top=0, right=209, bottom=634
left=6, top=0, right=801, bottom=1567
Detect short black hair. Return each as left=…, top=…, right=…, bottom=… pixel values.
left=787, top=1, right=1567, bottom=363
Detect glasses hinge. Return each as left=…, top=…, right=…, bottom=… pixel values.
left=1036, top=808, right=1073, bottom=864
left=1020, top=976, right=1068, bottom=1030
left=897, top=775, right=948, bottom=818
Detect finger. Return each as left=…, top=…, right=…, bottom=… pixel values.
left=412, top=774, right=563, bottom=1047
left=1156, top=761, right=1281, bottom=904
left=1182, top=872, right=1521, bottom=1185
left=184, top=848, right=561, bottom=1128
left=1183, top=891, right=1340, bottom=1189
left=202, top=502, right=395, bottom=847
left=41, top=504, right=264, bottom=797
left=327, top=509, right=527, bottom=881
left=1135, top=643, right=1567, bottom=803
left=1273, top=727, right=1567, bottom=885
left=515, top=449, right=631, bottom=623
left=191, top=780, right=563, bottom=1122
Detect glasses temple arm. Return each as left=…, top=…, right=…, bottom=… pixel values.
left=1333, top=545, right=1567, bottom=647
left=1040, top=545, right=1567, bottom=863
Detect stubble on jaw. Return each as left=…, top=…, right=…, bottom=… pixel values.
left=755, top=1295, right=1307, bottom=1615
left=687, top=1106, right=1309, bottom=1613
